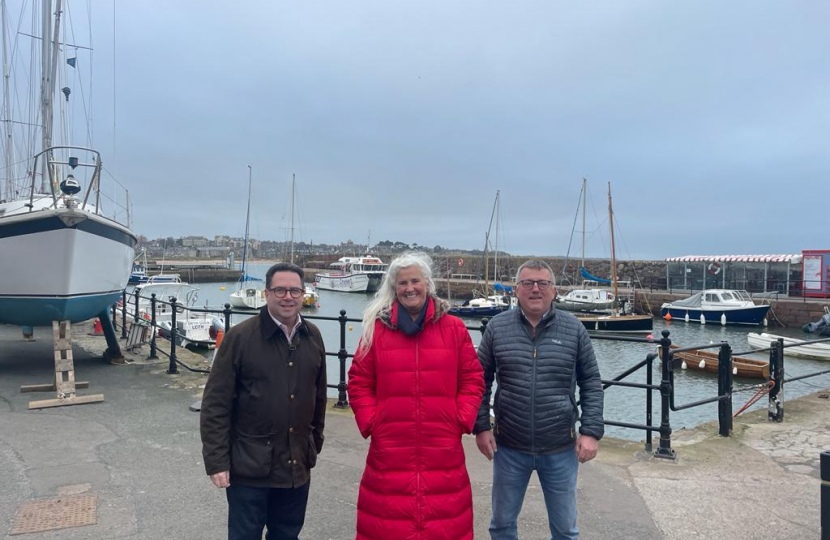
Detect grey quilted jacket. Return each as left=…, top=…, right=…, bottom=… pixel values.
left=474, top=305, right=604, bottom=453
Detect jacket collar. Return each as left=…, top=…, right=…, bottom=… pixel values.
left=259, top=307, right=307, bottom=342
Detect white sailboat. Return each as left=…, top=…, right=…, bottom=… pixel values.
left=229, top=166, right=266, bottom=310
left=0, top=0, right=136, bottom=327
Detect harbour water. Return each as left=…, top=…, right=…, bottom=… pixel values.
left=184, top=262, right=830, bottom=440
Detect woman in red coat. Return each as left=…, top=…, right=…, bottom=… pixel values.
left=349, top=252, right=485, bottom=540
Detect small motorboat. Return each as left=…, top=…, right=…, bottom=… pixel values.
left=803, top=309, right=830, bottom=337
left=661, top=290, right=771, bottom=326
left=747, top=333, right=830, bottom=361
left=556, top=288, right=616, bottom=313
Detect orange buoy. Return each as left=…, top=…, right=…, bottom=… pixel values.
left=215, top=328, right=225, bottom=350
left=664, top=312, right=672, bottom=321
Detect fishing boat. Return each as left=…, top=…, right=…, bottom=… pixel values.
left=302, top=284, right=320, bottom=309
left=574, top=182, right=653, bottom=334
left=0, top=1, right=136, bottom=327
left=556, top=288, right=616, bottom=313
left=747, top=333, right=830, bottom=361
left=448, top=292, right=516, bottom=318
left=315, top=256, right=388, bottom=293
left=661, top=290, right=771, bottom=326
left=659, top=346, right=770, bottom=379
left=229, top=166, right=266, bottom=310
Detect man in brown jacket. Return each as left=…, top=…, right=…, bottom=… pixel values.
left=200, top=262, right=327, bottom=540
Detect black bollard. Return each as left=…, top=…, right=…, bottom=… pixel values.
left=335, top=309, right=349, bottom=409
left=717, top=342, right=733, bottom=437
left=223, top=303, right=232, bottom=335
left=167, top=296, right=178, bottom=374
left=133, top=288, right=140, bottom=323
left=655, top=329, right=676, bottom=459
left=149, top=293, right=158, bottom=360
left=768, top=339, right=784, bottom=422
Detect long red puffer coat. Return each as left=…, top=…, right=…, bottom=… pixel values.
left=348, top=297, right=485, bottom=540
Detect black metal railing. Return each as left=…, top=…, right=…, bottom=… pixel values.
left=114, top=288, right=830, bottom=461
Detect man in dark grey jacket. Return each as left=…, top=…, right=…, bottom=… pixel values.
left=474, top=259, right=603, bottom=540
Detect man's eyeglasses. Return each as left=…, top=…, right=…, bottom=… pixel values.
left=518, top=279, right=554, bottom=290
left=266, top=287, right=304, bottom=298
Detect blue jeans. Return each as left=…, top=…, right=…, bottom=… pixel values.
left=490, top=445, right=578, bottom=540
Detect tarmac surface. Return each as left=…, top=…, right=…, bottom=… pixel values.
left=0, top=322, right=826, bottom=539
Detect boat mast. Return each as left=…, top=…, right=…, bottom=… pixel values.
left=40, top=0, right=62, bottom=193
left=241, top=165, right=251, bottom=279
left=1, top=0, right=10, bottom=201
left=581, top=178, right=586, bottom=271
left=289, top=173, right=295, bottom=264
left=483, top=190, right=499, bottom=291
left=607, top=182, right=619, bottom=303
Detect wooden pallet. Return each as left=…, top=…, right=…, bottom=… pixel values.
left=25, top=321, right=104, bottom=410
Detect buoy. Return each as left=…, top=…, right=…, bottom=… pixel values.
left=664, top=312, right=672, bottom=321
left=720, top=313, right=727, bottom=326
left=681, top=361, right=688, bottom=370
left=348, top=325, right=354, bottom=331
left=91, top=318, right=104, bottom=336
left=700, top=314, right=706, bottom=325
left=762, top=318, right=768, bottom=327
left=220, top=286, right=226, bottom=291
left=698, top=360, right=706, bottom=369
left=684, top=312, right=689, bottom=323
left=215, top=328, right=225, bottom=350
left=646, top=334, right=654, bottom=340
left=733, top=367, right=738, bottom=375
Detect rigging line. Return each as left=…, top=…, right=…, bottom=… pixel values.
left=560, top=182, right=583, bottom=282
left=111, top=0, right=115, bottom=170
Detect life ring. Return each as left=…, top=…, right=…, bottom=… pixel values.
left=457, top=258, right=464, bottom=267
left=707, top=262, right=722, bottom=276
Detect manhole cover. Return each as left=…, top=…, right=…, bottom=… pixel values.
left=10, top=494, right=97, bottom=535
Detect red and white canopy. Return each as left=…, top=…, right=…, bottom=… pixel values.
left=665, top=254, right=802, bottom=264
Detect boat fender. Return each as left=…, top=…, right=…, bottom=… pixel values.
left=733, top=367, right=738, bottom=375
left=763, top=318, right=768, bottom=327
left=700, top=314, right=706, bottom=325
left=721, top=313, right=727, bottom=326
left=699, top=360, right=706, bottom=369
left=664, top=313, right=672, bottom=321
left=684, top=312, right=689, bottom=323
left=681, top=361, right=687, bottom=370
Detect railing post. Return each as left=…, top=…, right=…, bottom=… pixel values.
left=133, top=288, right=140, bottom=323
left=148, top=293, right=158, bottom=359
left=821, top=451, right=829, bottom=540
left=223, top=303, right=232, bottom=333
left=655, top=329, right=676, bottom=459
left=645, top=353, right=653, bottom=453
left=120, top=289, right=128, bottom=339
left=334, top=309, right=349, bottom=409
left=167, top=296, right=178, bottom=374
left=768, top=338, right=784, bottom=422
left=717, top=342, right=733, bottom=437
left=111, top=302, right=117, bottom=331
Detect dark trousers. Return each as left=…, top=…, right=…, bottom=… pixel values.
left=226, top=481, right=310, bottom=540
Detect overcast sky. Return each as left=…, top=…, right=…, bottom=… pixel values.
left=11, top=1, right=830, bottom=258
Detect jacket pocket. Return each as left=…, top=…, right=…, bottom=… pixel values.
left=307, top=436, right=318, bottom=469
left=230, top=432, right=273, bottom=478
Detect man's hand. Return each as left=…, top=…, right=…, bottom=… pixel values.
left=476, top=431, right=497, bottom=461
left=210, top=471, right=230, bottom=488
left=575, top=435, right=599, bottom=463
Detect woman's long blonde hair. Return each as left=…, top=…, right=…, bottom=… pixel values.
left=358, top=251, right=437, bottom=353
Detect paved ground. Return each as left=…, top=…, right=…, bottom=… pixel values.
left=0, top=322, right=826, bottom=539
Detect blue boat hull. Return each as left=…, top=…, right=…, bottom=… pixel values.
left=447, top=305, right=509, bottom=318
left=0, top=292, right=121, bottom=327
left=660, top=305, right=770, bottom=326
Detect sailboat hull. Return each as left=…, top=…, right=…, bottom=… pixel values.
left=0, top=208, right=136, bottom=326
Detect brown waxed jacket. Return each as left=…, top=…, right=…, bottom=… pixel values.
left=200, top=307, right=327, bottom=488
